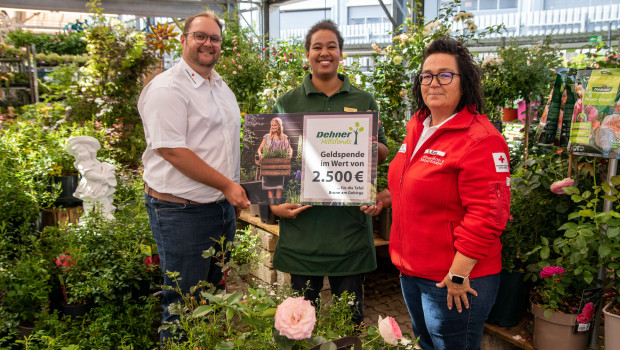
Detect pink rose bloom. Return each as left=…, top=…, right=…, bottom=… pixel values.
left=577, top=314, right=590, bottom=323
left=540, top=266, right=565, bottom=278
left=577, top=303, right=595, bottom=323
left=601, top=114, right=620, bottom=134
left=585, top=105, right=599, bottom=121
left=550, top=178, right=574, bottom=194
left=378, top=316, right=403, bottom=346
left=274, top=297, right=316, bottom=340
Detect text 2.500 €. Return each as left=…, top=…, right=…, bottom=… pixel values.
left=312, top=170, right=363, bottom=183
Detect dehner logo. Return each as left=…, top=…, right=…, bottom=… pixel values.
left=348, top=122, right=365, bottom=145
left=316, top=121, right=365, bottom=145
left=593, top=84, right=612, bottom=92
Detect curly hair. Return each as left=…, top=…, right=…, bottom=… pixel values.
left=304, top=20, right=344, bottom=52
left=412, top=37, right=483, bottom=121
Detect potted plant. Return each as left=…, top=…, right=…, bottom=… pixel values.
left=482, top=41, right=560, bottom=123
left=0, top=234, right=54, bottom=333
left=525, top=168, right=619, bottom=350
left=487, top=147, right=572, bottom=327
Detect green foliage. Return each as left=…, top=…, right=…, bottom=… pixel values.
left=38, top=64, right=84, bottom=103
left=525, top=160, right=620, bottom=313
left=7, top=29, right=87, bottom=55
left=15, top=298, right=159, bottom=349
left=567, top=42, right=620, bottom=69
left=257, top=39, right=308, bottom=113
left=41, top=200, right=154, bottom=304
left=218, top=13, right=270, bottom=114
left=230, top=226, right=262, bottom=273
left=486, top=40, right=560, bottom=107
left=368, top=1, right=505, bottom=142
left=504, top=147, right=574, bottom=272
left=61, top=0, right=158, bottom=165
left=0, top=232, right=55, bottom=324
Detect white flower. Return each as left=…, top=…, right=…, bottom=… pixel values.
left=482, top=55, right=496, bottom=66
left=378, top=316, right=403, bottom=346
left=393, top=56, right=403, bottom=65
left=279, top=70, right=288, bottom=76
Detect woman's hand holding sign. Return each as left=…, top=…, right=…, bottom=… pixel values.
left=270, top=203, right=312, bottom=219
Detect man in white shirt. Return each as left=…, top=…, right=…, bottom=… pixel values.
left=138, top=10, right=250, bottom=344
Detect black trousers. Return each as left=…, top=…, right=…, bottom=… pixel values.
left=290, top=273, right=365, bottom=326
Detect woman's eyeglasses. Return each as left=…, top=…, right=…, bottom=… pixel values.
left=184, top=32, right=222, bottom=46
left=418, top=72, right=461, bottom=85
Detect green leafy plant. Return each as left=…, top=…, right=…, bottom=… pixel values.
left=526, top=163, right=619, bottom=315
left=567, top=42, right=620, bottom=69
left=0, top=230, right=54, bottom=325
left=482, top=40, right=560, bottom=113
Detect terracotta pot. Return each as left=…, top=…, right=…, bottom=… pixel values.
left=531, top=301, right=588, bottom=350
left=502, top=108, right=518, bottom=122
left=603, top=301, right=620, bottom=350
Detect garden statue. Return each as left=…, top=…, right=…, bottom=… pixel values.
left=65, top=136, right=117, bottom=220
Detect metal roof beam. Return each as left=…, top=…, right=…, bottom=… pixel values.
left=0, top=0, right=227, bottom=17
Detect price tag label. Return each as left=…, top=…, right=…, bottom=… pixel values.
left=301, top=113, right=376, bottom=205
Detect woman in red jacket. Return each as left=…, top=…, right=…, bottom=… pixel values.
left=364, top=38, right=510, bottom=350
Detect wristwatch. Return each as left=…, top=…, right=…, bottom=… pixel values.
left=448, top=271, right=469, bottom=285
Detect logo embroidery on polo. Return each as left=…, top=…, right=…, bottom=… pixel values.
left=420, top=155, right=444, bottom=166
left=424, top=149, right=446, bottom=157
left=493, top=153, right=509, bottom=172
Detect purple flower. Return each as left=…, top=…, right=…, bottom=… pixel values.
left=295, top=170, right=301, bottom=180
left=540, top=266, right=564, bottom=278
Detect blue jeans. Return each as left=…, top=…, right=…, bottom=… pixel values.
left=145, top=193, right=235, bottom=343
left=291, top=274, right=365, bottom=326
left=400, top=273, right=500, bottom=350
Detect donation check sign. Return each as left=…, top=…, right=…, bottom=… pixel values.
left=240, top=112, right=379, bottom=206
left=301, top=113, right=377, bottom=205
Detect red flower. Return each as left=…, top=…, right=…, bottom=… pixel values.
left=540, top=266, right=564, bottom=278
left=54, top=252, right=76, bottom=271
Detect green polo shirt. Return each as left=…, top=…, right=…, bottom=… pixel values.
left=272, top=73, right=387, bottom=276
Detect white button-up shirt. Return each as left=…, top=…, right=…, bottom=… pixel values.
left=138, top=58, right=241, bottom=203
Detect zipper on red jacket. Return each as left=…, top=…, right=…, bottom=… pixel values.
left=397, top=145, right=413, bottom=274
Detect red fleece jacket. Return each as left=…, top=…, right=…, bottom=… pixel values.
left=387, top=108, right=511, bottom=281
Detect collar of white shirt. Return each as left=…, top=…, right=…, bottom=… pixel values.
left=178, top=58, right=223, bottom=89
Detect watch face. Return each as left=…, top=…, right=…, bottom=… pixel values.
left=451, top=275, right=465, bottom=284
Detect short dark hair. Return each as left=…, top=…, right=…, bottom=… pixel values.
left=412, top=37, right=483, bottom=120
left=304, top=20, right=344, bottom=52
left=184, top=11, right=223, bottom=34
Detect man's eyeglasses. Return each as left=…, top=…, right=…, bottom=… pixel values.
left=184, top=32, right=222, bottom=45
left=418, top=72, right=461, bottom=85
